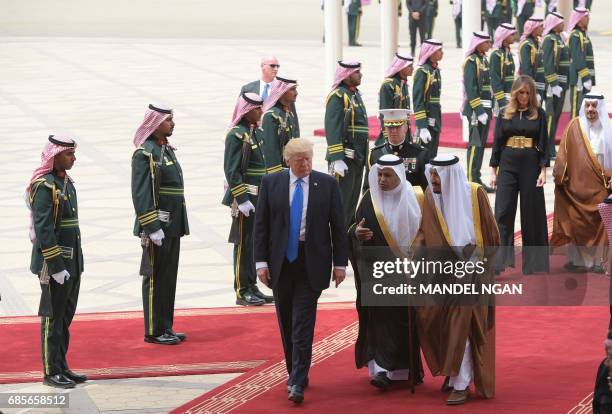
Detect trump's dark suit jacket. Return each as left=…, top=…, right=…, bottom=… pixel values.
left=254, top=169, right=348, bottom=291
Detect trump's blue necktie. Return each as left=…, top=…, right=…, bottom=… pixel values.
left=262, top=83, right=270, bottom=101
left=286, top=178, right=303, bottom=262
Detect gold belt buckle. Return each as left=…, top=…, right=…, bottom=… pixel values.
left=516, top=137, right=525, bottom=149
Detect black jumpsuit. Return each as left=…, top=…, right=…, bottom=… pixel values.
left=490, top=108, right=549, bottom=274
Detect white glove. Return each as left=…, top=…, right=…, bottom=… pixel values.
left=149, top=228, right=165, bottom=246
left=477, top=112, right=489, bottom=125
left=419, top=128, right=432, bottom=144
left=536, top=94, right=542, bottom=105
left=238, top=200, right=256, bottom=217
left=552, top=85, right=563, bottom=98
left=332, top=160, right=349, bottom=177
left=51, top=270, right=70, bottom=285
left=583, top=79, right=593, bottom=91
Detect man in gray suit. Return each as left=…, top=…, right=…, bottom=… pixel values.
left=241, top=56, right=299, bottom=134
left=240, top=56, right=279, bottom=100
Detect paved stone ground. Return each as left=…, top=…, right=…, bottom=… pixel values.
left=0, top=1, right=611, bottom=412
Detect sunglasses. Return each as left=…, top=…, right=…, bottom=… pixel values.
left=268, top=64, right=280, bottom=69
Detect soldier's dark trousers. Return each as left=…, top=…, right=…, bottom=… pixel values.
left=423, top=126, right=441, bottom=159
left=454, top=15, right=462, bottom=48
left=466, top=119, right=491, bottom=184
left=425, top=15, right=435, bottom=38
left=232, top=207, right=258, bottom=298
left=335, top=158, right=364, bottom=231
left=142, top=237, right=180, bottom=337
left=546, top=89, right=566, bottom=159
left=494, top=148, right=549, bottom=274
left=570, top=85, right=585, bottom=119
left=409, top=17, right=426, bottom=55
left=348, top=14, right=360, bottom=45
left=41, top=273, right=80, bottom=376
left=517, top=15, right=528, bottom=37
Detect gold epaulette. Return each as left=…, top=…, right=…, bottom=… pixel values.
left=325, top=88, right=343, bottom=105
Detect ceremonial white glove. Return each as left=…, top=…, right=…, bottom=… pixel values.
left=477, top=112, right=489, bottom=125
left=149, top=229, right=165, bottom=246
left=51, top=270, right=70, bottom=285
left=238, top=200, right=256, bottom=217
left=332, top=160, right=349, bottom=177
left=536, top=94, right=542, bottom=105
left=583, top=79, right=593, bottom=91
left=419, top=128, right=432, bottom=144
left=552, top=85, right=563, bottom=98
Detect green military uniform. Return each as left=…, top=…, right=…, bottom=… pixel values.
left=542, top=27, right=570, bottom=157
left=132, top=138, right=189, bottom=337
left=365, top=141, right=429, bottom=192
left=325, top=83, right=369, bottom=230
left=374, top=74, right=412, bottom=146
left=519, top=34, right=546, bottom=103
left=485, top=1, right=505, bottom=38
left=568, top=26, right=595, bottom=118
left=517, top=0, right=535, bottom=36
left=347, top=0, right=362, bottom=46
left=463, top=50, right=493, bottom=184
left=490, top=44, right=516, bottom=115
left=261, top=103, right=299, bottom=172
left=29, top=172, right=83, bottom=377
left=413, top=60, right=442, bottom=158
left=222, top=121, right=267, bottom=299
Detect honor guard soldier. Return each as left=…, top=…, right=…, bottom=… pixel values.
left=573, top=0, right=592, bottom=10
left=463, top=32, right=495, bottom=193
left=346, top=0, right=363, bottom=46
left=27, top=135, right=86, bottom=388
left=567, top=7, right=595, bottom=118
left=325, top=60, right=369, bottom=230
left=375, top=53, right=414, bottom=146
left=542, top=11, right=569, bottom=158
left=413, top=39, right=443, bottom=158
left=261, top=77, right=299, bottom=172
left=490, top=24, right=517, bottom=116
left=366, top=109, right=429, bottom=192
left=519, top=18, right=546, bottom=104
left=223, top=93, right=273, bottom=306
left=132, top=104, right=189, bottom=345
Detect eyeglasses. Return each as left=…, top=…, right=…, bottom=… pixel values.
left=268, top=64, right=280, bottom=69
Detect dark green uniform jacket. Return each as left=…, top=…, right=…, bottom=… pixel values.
left=462, top=52, right=492, bottom=119
left=519, top=36, right=545, bottom=98
left=222, top=122, right=267, bottom=206
left=490, top=47, right=515, bottom=109
left=131, top=138, right=189, bottom=237
left=412, top=61, right=442, bottom=132
left=29, top=173, right=83, bottom=277
left=261, top=103, right=299, bottom=173
left=568, top=27, right=595, bottom=87
left=325, top=84, right=369, bottom=166
left=543, top=31, right=570, bottom=89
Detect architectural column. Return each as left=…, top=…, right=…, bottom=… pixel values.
left=324, top=0, right=343, bottom=91
left=380, top=0, right=399, bottom=78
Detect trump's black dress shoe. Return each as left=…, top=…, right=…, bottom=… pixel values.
left=288, top=385, right=304, bottom=403
left=287, top=377, right=309, bottom=393
left=236, top=291, right=265, bottom=306
left=166, top=329, right=187, bottom=341
left=43, top=374, right=75, bottom=389
left=64, top=369, right=88, bottom=383
left=144, top=333, right=180, bottom=345
left=252, top=287, right=274, bottom=303
left=370, top=372, right=391, bottom=390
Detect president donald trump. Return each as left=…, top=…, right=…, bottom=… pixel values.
left=254, top=138, right=348, bottom=404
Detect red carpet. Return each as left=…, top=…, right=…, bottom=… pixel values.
left=172, top=307, right=606, bottom=414
left=0, top=303, right=355, bottom=384
left=313, top=112, right=575, bottom=148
